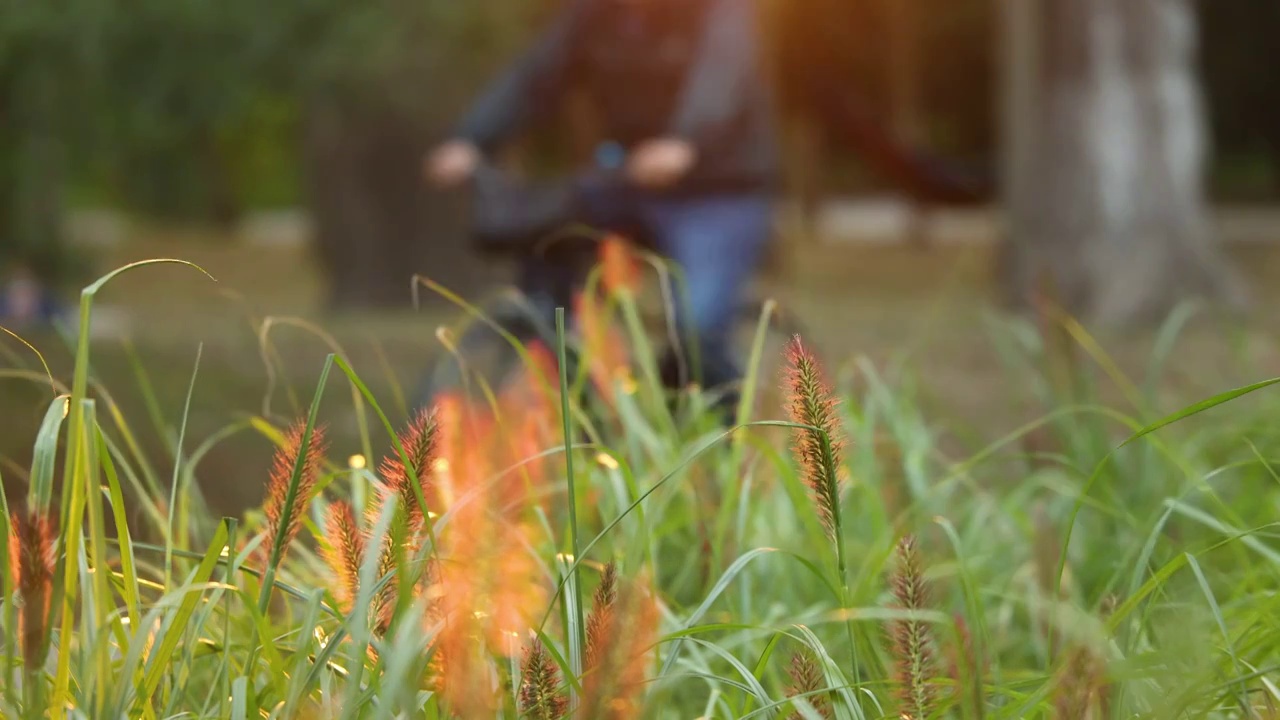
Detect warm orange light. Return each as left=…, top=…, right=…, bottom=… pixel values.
left=574, top=291, right=632, bottom=406
left=600, top=234, right=640, bottom=295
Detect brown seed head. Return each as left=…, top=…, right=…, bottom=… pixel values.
left=371, top=534, right=402, bottom=637
left=12, top=509, right=57, bottom=669
left=321, top=500, right=365, bottom=613
left=1054, top=645, right=1108, bottom=720
left=579, top=570, right=659, bottom=720
left=519, top=636, right=569, bottom=720
left=783, top=336, right=844, bottom=540
left=261, top=420, right=328, bottom=566
left=786, top=647, right=832, bottom=719
left=379, top=407, right=440, bottom=534
left=585, top=562, right=619, bottom=671
left=889, top=535, right=938, bottom=720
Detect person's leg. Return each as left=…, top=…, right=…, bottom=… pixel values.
left=643, top=194, right=774, bottom=412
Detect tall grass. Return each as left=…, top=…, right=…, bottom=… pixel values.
left=3, top=257, right=1280, bottom=718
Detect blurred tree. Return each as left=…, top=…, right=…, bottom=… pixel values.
left=3, top=0, right=547, bottom=305
left=0, top=0, right=103, bottom=286
left=6, top=0, right=1270, bottom=309
left=287, top=0, right=550, bottom=309
left=999, top=0, right=1247, bottom=325
left=90, top=0, right=280, bottom=225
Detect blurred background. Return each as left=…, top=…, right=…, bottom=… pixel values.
left=2, top=0, right=1279, bottom=511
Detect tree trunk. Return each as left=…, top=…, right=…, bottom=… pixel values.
left=1000, top=0, right=1247, bottom=326
left=301, top=98, right=504, bottom=312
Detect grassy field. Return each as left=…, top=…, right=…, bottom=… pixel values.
left=4, top=234, right=1280, bottom=717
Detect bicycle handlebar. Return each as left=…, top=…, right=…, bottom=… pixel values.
left=475, top=142, right=631, bottom=186
left=468, top=151, right=628, bottom=253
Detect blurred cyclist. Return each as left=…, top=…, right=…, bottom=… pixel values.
left=425, top=0, right=778, bottom=414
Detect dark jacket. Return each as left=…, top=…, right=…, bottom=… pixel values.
left=454, top=0, right=779, bottom=196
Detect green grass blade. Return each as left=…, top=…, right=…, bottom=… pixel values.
left=1185, top=552, right=1248, bottom=712
left=559, top=552, right=585, bottom=708
left=1142, top=301, right=1199, bottom=403
left=120, top=337, right=177, bottom=458
left=1119, top=377, right=1280, bottom=448
left=1052, top=379, right=1280, bottom=651
left=734, top=298, right=776, bottom=437
left=680, top=637, right=776, bottom=714
left=79, top=402, right=114, bottom=715
left=738, top=632, right=783, bottom=718
left=554, top=308, right=587, bottom=689
left=660, top=548, right=780, bottom=677
left=52, top=260, right=214, bottom=715
left=165, top=344, right=204, bottom=588
left=52, top=403, right=90, bottom=716
left=0, top=325, right=56, bottom=398
left=138, top=518, right=230, bottom=711
left=97, top=428, right=142, bottom=628
left=29, top=396, right=68, bottom=512
left=282, top=589, right=327, bottom=718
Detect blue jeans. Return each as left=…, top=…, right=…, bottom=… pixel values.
left=523, top=184, right=773, bottom=403
left=419, top=187, right=773, bottom=413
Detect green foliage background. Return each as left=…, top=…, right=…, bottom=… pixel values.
left=0, top=0, right=1277, bottom=281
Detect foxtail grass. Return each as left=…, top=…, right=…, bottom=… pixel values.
left=520, top=635, right=569, bottom=720
left=321, top=500, right=365, bottom=614
left=578, top=568, right=659, bottom=719
left=5, top=258, right=1280, bottom=718
left=783, top=335, right=858, bottom=683
left=783, top=336, right=844, bottom=543
left=888, top=534, right=938, bottom=720
left=1054, top=644, right=1109, bottom=719
left=260, top=419, right=328, bottom=567
left=786, top=647, right=832, bottom=719
left=377, top=406, right=440, bottom=535
left=10, top=508, right=55, bottom=671
left=585, top=561, right=619, bottom=671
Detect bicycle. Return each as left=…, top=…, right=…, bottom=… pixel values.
left=412, top=149, right=805, bottom=424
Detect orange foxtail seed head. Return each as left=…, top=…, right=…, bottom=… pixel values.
left=321, top=500, right=365, bottom=613
left=12, top=509, right=56, bottom=669
left=600, top=234, right=639, bottom=295
left=782, top=335, right=844, bottom=541
left=585, top=562, right=620, bottom=671
left=379, top=406, right=441, bottom=534
left=579, top=569, right=659, bottom=720
left=262, top=420, right=328, bottom=566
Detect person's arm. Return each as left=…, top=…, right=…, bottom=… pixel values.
left=454, top=0, right=587, bottom=152
left=666, top=0, right=762, bottom=147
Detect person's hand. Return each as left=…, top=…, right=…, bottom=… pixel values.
left=628, top=138, right=697, bottom=188
left=425, top=140, right=481, bottom=187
